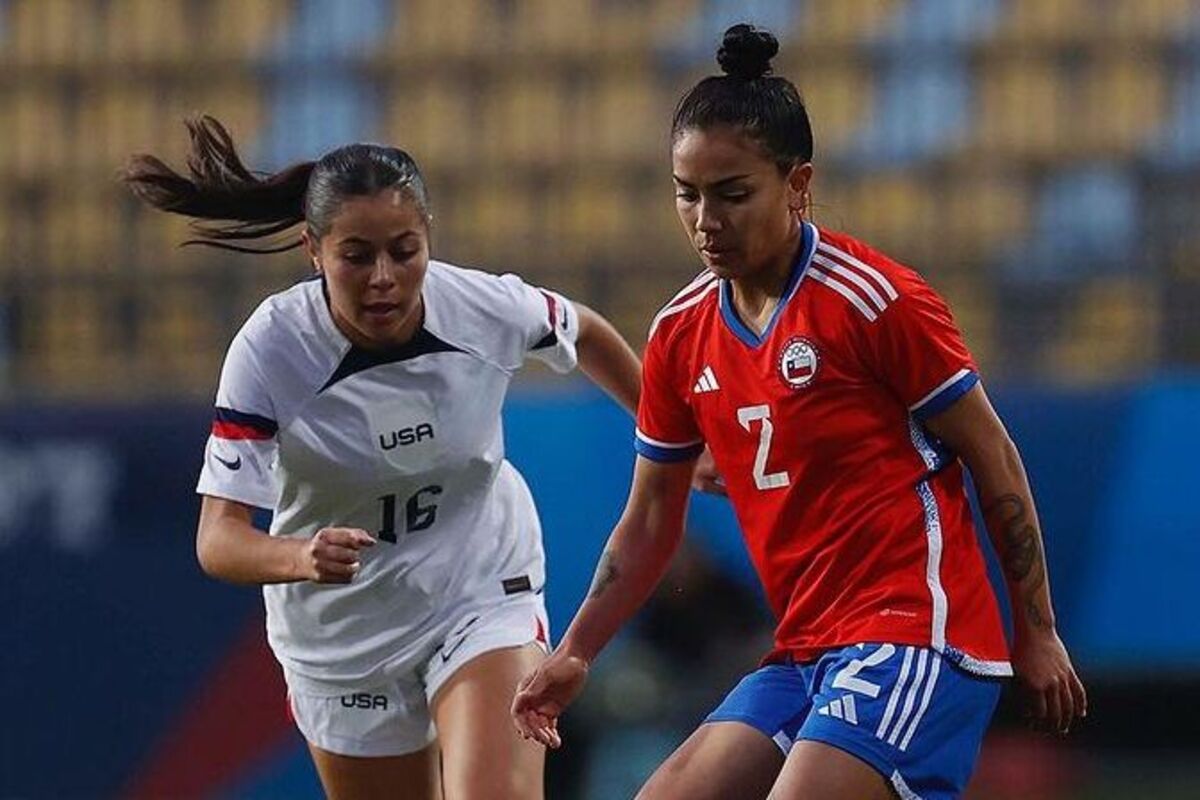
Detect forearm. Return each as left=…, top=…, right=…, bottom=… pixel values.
left=558, top=514, right=684, bottom=664
left=969, top=439, right=1057, bottom=636
left=574, top=302, right=641, bottom=415
left=197, top=503, right=304, bottom=585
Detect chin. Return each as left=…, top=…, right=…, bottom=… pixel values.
left=701, top=259, right=742, bottom=280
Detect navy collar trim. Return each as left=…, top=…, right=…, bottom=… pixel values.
left=320, top=328, right=463, bottom=392
left=719, top=222, right=819, bottom=348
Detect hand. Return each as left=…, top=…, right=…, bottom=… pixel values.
left=511, top=649, right=590, bottom=749
left=295, top=527, right=376, bottom=583
left=691, top=446, right=727, bottom=496
left=1012, top=627, right=1087, bottom=735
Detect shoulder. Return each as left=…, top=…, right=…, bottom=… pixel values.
left=421, top=260, right=550, bottom=368
left=425, top=260, right=541, bottom=307
left=806, top=227, right=936, bottom=325
left=423, top=260, right=551, bottom=328
left=235, top=278, right=323, bottom=357
left=647, top=269, right=719, bottom=349
left=223, top=278, right=342, bottom=412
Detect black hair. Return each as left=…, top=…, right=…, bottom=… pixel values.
left=123, top=115, right=430, bottom=253
left=671, top=24, right=814, bottom=170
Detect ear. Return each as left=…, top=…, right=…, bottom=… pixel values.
left=301, top=229, right=322, bottom=273
left=786, top=162, right=814, bottom=215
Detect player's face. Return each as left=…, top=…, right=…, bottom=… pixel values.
left=305, top=190, right=430, bottom=350
left=672, top=125, right=810, bottom=281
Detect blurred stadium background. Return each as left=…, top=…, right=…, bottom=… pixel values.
left=2, top=0, right=1198, bottom=797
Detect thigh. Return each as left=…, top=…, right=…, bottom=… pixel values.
left=308, top=742, right=441, bottom=800
left=637, top=662, right=813, bottom=800
left=432, top=643, right=546, bottom=800
left=797, top=644, right=1002, bottom=800
left=768, top=740, right=892, bottom=800
left=636, top=721, right=785, bottom=800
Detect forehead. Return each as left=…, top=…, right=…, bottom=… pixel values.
left=671, top=126, right=774, bottom=181
left=325, top=190, right=426, bottom=240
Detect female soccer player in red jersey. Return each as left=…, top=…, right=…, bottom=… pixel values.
left=514, top=24, right=1086, bottom=800
left=125, top=117, right=643, bottom=800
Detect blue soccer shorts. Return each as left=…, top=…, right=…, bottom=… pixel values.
left=706, top=643, right=1003, bottom=800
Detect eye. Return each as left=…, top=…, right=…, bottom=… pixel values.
left=674, top=188, right=698, bottom=203
left=390, top=246, right=420, bottom=263
left=342, top=251, right=373, bottom=266
left=720, top=189, right=752, bottom=203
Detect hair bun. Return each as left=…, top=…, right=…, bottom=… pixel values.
left=716, top=23, right=778, bottom=80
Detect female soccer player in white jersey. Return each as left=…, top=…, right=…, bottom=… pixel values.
left=124, top=116, right=642, bottom=799
left=514, top=25, right=1087, bottom=800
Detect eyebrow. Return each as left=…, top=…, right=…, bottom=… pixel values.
left=672, top=173, right=754, bottom=189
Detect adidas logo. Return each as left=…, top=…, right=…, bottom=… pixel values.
left=816, top=695, right=859, bottom=725
left=692, top=365, right=720, bottom=394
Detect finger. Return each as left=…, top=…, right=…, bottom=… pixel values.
left=1045, top=682, right=1063, bottom=733
left=531, top=724, right=558, bottom=749
left=540, top=726, right=562, bottom=749
left=317, top=544, right=362, bottom=565
left=517, top=713, right=547, bottom=743
left=1070, top=671, right=1088, bottom=720
left=347, top=529, right=377, bottom=548
left=1058, top=676, right=1076, bottom=734
left=319, top=528, right=376, bottom=549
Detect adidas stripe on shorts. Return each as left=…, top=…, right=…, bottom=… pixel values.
left=706, top=642, right=1003, bottom=800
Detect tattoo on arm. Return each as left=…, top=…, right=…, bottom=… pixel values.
left=588, top=550, right=618, bottom=600
left=985, top=493, right=1052, bottom=629
left=987, top=494, right=1039, bottom=581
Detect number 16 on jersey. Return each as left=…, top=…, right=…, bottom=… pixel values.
left=377, top=484, right=444, bottom=543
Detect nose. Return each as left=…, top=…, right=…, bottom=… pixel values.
left=368, top=255, right=397, bottom=288
left=696, top=198, right=723, bottom=235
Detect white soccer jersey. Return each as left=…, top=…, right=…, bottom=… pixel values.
left=196, top=261, right=579, bottom=694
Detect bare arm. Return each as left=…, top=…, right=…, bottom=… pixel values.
left=925, top=383, right=1087, bottom=732
left=559, top=455, right=694, bottom=661
left=573, top=301, right=641, bottom=415
left=197, top=495, right=374, bottom=585
left=512, top=455, right=695, bottom=744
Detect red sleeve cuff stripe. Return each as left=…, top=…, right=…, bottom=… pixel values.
left=212, top=421, right=273, bottom=441
left=541, top=290, right=558, bottom=330
left=213, top=407, right=277, bottom=440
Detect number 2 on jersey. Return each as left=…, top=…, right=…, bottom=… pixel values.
left=377, top=485, right=444, bottom=543
left=737, top=405, right=790, bottom=490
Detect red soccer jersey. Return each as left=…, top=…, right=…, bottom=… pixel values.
left=635, top=223, right=1011, bottom=676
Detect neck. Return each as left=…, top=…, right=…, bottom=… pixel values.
left=729, top=223, right=805, bottom=327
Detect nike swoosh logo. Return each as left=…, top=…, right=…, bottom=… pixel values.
left=213, top=453, right=242, bottom=470
left=439, top=615, right=481, bottom=663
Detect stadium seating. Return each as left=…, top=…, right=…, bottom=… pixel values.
left=1, top=0, right=1198, bottom=396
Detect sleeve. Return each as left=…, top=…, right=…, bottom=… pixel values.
left=513, top=277, right=579, bottom=374
left=865, top=279, right=980, bottom=421
left=195, top=327, right=281, bottom=510
left=633, top=330, right=705, bottom=463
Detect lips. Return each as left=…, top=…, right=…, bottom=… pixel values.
left=362, top=302, right=399, bottom=318
left=700, top=246, right=737, bottom=264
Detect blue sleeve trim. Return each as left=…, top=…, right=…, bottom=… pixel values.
left=634, top=437, right=704, bottom=463
left=912, top=371, right=979, bottom=420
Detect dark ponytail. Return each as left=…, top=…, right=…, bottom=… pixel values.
left=124, top=115, right=430, bottom=253
left=672, top=24, right=813, bottom=170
